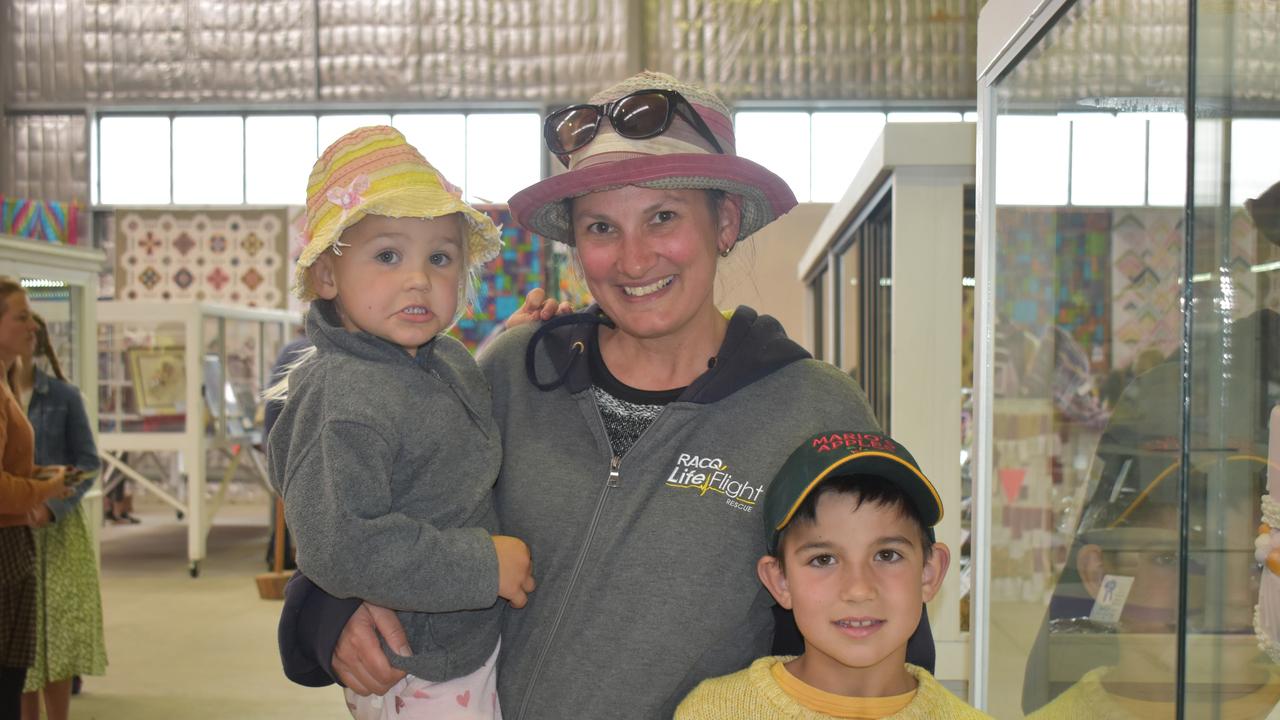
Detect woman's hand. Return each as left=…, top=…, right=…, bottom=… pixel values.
left=504, top=288, right=573, bottom=330
left=26, top=504, right=53, bottom=528
left=32, top=467, right=73, bottom=502
left=331, top=602, right=411, bottom=696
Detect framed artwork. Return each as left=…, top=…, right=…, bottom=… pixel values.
left=128, top=347, right=187, bottom=414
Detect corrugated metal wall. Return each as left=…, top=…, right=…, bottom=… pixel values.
left=2, top=114, right=88, bottom=201
left=647, top=0, right=979, bottom=100
left=4, top=0, right=635, bottom=103
left=1001, top=0, right=1280, bottom=107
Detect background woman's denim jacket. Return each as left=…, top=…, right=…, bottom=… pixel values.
left=27, top=367, right=100, bottom=522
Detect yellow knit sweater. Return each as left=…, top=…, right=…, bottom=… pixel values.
left=675, top=657, right=992, bottom=720
left=1027, top=666, right=1280, bottom=720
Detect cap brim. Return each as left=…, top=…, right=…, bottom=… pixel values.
left=769, top=451, right=944, bottom=551
left=508, top=154, right=797, bottom=245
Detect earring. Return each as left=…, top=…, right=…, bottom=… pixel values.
left=719, top=247, right=731, bottom=257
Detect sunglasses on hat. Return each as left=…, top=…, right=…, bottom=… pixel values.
left=543, top=88, right=725, bottom=167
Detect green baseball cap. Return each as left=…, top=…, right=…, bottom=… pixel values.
left=765, top=432, right=943, bottom=554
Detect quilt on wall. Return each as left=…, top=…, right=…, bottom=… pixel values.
left=1, top=196, right=79, bottom=245
left=1110, top=209, right=1184, bottom=369
left=1110, top=208, right=1261, bottom=370
left=115, top=210, right=288, bottom=308
left=995, top=208, right=1111, bottom=371
left=448, top=206, right=546, bottom=351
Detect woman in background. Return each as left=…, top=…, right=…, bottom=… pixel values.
left=11, top=315, right=107, bottom=720
left=0, top=279, right=72, bottom=718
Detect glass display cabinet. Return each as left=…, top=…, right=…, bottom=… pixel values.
left=96, top=301, right=299, bottom=576
left=973, top=1, right=1280, bottom=717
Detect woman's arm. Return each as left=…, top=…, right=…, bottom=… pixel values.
left=44, top=388, right=100, bottom=521
left=278, top=572, right=409, bottom=695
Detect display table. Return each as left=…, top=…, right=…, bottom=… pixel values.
left=96, top=301, right=299, bottom=576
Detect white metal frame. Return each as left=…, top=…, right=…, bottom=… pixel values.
left=95, top=301, right=298, bottom=576
left=0, top=233, right=107, bottom=551
left=973, top=0, right=1077, bottom=709
left=797, top=122, right=977, bottom=688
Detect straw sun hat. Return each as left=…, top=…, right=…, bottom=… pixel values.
left=294, top=125, right=501, bottom=300
left=509, top=71, right=797, bottom=245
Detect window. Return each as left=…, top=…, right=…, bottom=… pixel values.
left=1068, top=113, right=1146, bottom=207
left=173, top=116, right=244, bottom=205
left=1147, top=114, right=1188, bottom=206
left=736, top=112, right=812, bottom=202
left=465, top=113, right=540, bottom=205
left=994, top=115, right=1071, bottom=206
left=318, top=114, right=393, bottom=151
left=99, top=116, right=171, bottom=205
left=245, top=116, right=318, bottom=206
left=811, top=113, right=887, bottom=203
left=96, top=111, right=539, bottom=208
left=738, top=110, right=970, bottom=203
left=1231, top=119, right=1280, bottom=206
left=393, top=114, right=467, bottom=189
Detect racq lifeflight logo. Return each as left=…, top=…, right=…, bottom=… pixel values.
left=664, top=452, right=763, bottom=513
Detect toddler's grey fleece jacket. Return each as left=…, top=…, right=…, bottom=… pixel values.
left=268, top=299, right=502, bottom=682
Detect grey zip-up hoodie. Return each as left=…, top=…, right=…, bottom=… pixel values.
left=268, top=299, right=502, bottom=682
left=486, top=307, right=881, bottom=718
left=277, top=306, right=926, bottom=718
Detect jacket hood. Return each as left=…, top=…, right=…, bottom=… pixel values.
left=524, top=304, right=810, bottom=403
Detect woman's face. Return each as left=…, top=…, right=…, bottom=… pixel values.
left=571, top=186, right=739, bottom=341
left=0, top=290, right=38, bottom=364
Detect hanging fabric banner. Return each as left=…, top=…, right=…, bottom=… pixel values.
left=0, top=196, right=79, bottom=246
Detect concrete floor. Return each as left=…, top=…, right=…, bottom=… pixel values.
left=67, top=500, right=349, bottom=720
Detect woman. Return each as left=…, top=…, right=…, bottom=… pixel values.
left=278, top=72, right=933, bottom=719
left=0, top=280, right=73, bottom=717
left=13, top=315, right=107, bottom=720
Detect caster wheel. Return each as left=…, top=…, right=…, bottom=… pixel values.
left=189, top=562, right=200, bottom=578
left=176, top=510, right=185, bottom=520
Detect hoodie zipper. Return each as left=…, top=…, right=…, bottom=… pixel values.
left=428, top=367, right=492, bottom=441
left=514, top=451, right=621, bottom=720
left=514, top=392, right=676, bottom=719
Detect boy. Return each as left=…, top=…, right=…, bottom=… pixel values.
left=676, top=431, right=990, bottom=719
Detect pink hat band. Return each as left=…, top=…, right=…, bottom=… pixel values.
left=509, top=71, right=796, bottom=245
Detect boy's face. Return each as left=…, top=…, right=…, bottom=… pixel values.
left=758, top=492, right=949, bottom=695
left=310, top=214, right=464, bottom=356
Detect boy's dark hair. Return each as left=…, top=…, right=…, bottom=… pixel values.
left=774, top=474, right=934, bottom=564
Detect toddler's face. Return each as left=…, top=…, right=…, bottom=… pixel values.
left=761, top=493, right=947, bottom=693
left=312, top=214, right=464, bottom=356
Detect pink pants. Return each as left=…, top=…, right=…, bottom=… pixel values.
left=344, top=641, right=501, bottom=720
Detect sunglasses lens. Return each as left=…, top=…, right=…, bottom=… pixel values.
left=610, top=92, right=671, bottom=139
left=547, top=107, right=601, bottom=155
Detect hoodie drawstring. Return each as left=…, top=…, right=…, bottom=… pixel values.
left=525, top=311, right=613, bottom=391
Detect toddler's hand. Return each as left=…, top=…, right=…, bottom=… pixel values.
left=492, top=534, right=536, bottom=608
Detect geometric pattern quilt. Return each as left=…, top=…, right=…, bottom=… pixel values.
left=114, top=209, right=288, bottom=308
left=448, top=205, right=546, bottom=351
left=1109, top=208, right=1184, bottom=369
left=1110, top=207, right=1261, bottom=370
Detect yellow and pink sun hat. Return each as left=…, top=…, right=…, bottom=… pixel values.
left=294, top=125, right=501, bottom=300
